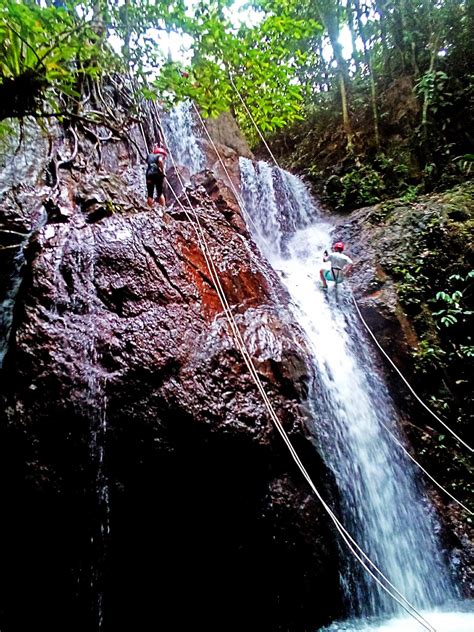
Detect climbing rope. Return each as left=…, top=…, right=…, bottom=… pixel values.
left=379, top=419, right=473, bottom=515
left=151, top=107, right=437, bottom=632
left=163, top=169, right=436, bottom=632
left=198, top=84, right=472, bottom=516
left=227, top=76, right=473, bottom=456
left=350, top=294, right=473, bottom=453
left=190, top=101, right=262, bottom=237
left=228, top=75, right=280, bottom=168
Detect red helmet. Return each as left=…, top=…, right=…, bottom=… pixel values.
left=333, top=241, right=345, bottom=252
left=152, top=145, right=167, bottom=156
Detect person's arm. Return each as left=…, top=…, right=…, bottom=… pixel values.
left=343, top=256, right=353, bottom=275
left=323, top=250, right=330, bottom=262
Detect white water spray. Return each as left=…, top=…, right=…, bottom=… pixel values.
left=161, top=101, right=205, bottom=175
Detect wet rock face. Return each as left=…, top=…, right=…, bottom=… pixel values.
left=204, top=110, right=254, bottom=160
left=0, top=117, right=341, bottom=631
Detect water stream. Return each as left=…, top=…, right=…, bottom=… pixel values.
left=49, top=220, right=110, bottom=630
left=161, top=100, right=205, bottom=175
left=239, top=158, right=473, bottom=631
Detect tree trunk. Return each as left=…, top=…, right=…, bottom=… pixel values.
left=346, top=0, right=360, bottom=74
left=354, top=0, right=380, bottom=150
left=315, top=0, right=354, bottom=152
left=122, top=0, right=131, bottom=62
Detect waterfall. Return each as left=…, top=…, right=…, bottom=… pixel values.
left=161, top=101, right=205, bottom=175
left=0, top=251, right=25, bottom=368
left=0, top=212, right=47, bottom=369
left=239, top=158, right=472, bottom=630
left=49, top=220, right=110, bottom=630
left=75, top=226, right=110, bottom=632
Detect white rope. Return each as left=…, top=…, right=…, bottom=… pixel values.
left=350, top=294, right=473, bottom=453
left=228, top=74, right=280, bottom=168
left=190, top=101, right=262, bottom=237
left=153, top=107, right=437, bottom=632
left=164, top=170, right=436, bottom=632
left=139, top=120, right=149, bottom=154
left=379, top=420, right=473, bottom=515
left=192, top=96, right=473, bottom=515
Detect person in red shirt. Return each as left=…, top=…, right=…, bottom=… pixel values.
left=146, top=144, right=167, bottom=207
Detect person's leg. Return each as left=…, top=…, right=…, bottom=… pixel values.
left=156, top=174, right=166, bottom=207
left=320, top=269, right=328, bottom=288
left=146, top=179, right=154, bottom=207
left=320, top=269, right=334, bottom=288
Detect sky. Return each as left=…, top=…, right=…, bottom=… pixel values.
left=159, top=4, right=354, bottom=64
left=108, top=0, right=354, bottom=65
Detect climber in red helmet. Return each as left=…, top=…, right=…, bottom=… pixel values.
left=320, top=241, right=353, bottom=289
left=146, top=143, right=167, bottom=208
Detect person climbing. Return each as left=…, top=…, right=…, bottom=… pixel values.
left=320, top=241, right=353, bottom=288
left=146, top=143, right=167, bottom=207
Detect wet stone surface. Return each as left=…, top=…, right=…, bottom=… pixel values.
left=0, top=113, right=342, bottom=631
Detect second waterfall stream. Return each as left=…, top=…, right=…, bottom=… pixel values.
left=239, top=157, right=473, bottom=632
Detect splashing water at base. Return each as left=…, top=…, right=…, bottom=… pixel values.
left=239, top=158, right=469, bottom=629
left=320, top=603, right=474, bottom=631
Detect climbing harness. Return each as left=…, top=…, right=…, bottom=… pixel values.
left=151, top=108, right=437, bottom=632
left=331, top=267, right=344, bottom=284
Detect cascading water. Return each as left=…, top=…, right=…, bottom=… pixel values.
left=48, top=220, right=110, bottom=630
left=0, top=250, right=26, bottom=368
left=75, top=226, right=110, bottom=632
left=161, top=100, right=205, bottom=175
left=239, top=158, right=473, bottom=631
left=0, top=120, right=48, bottom=368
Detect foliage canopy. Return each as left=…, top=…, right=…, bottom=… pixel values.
left=0, top=0, right=472, bottom=171
left=0, top=0, right=321, bottom=140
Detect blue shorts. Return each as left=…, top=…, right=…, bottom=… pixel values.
left=323, top=269, right=344, bottom=284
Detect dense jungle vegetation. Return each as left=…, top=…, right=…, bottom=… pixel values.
left=1, top=0, right=472, bottom=201
left=0, top=0, right=472, bottom=500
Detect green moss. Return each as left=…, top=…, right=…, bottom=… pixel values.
left=377, top=183, right=473, bottom=500
left=355, top=187, right=471, bottom=454
left=439, top=182, right=474, bottom=216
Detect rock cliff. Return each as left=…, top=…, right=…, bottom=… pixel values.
left=0, top=109, right=341, bottom=631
